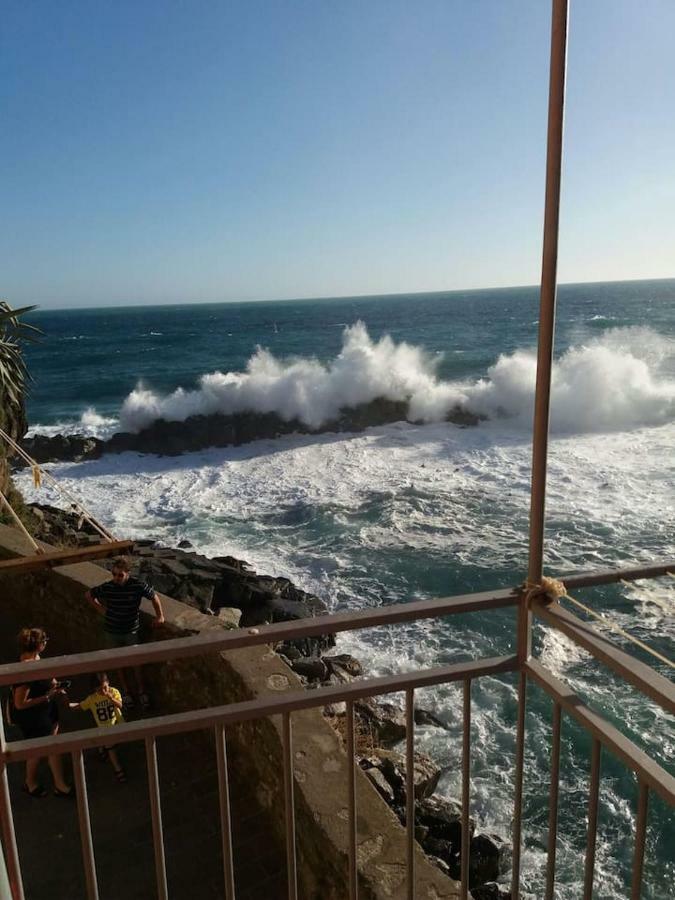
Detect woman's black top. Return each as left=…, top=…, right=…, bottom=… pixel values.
left=12, top=678, right=58, bottom=739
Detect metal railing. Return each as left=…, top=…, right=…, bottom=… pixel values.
left=1, top=560, right=673, bottom=899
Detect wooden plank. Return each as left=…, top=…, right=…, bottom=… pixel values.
left=0, top=540, right=134, bottom=574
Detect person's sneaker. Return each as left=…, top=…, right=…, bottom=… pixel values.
left=138, top=692, right=151, bottom=711
left=122, top=693, right=135, bottom=711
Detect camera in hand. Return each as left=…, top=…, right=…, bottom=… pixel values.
left=53, top=680, right=72, bottom=690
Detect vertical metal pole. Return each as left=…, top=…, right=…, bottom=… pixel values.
left=545, top=703, right=562, bottom=900
left=215, top=725, right=236, bottom=900
left=630, top=782, right=648, bottom=900
left=346, top=701, right=358, bottom=900
left=583, top=739, right=601, bottom=900
left=511, top=670, right=528, bottom=899
left=282, top=713, right=298, bottom=900
left=405, top=688, right=415, bottom=900
left=0, top=720, right=24, bottom=900
left=461, top=680, right=471, bottom=900
left=527, top=0, right=570, bottom=585
left=145, top=737, right=168, bottom=900
left=72, top=750, right=100, bottom=900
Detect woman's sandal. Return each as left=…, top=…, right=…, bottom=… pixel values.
left=114, top=768, right=127, bottom=784
left=53, top=785, right=75, bottom=798
left=22, top=783, right=47, bottom=798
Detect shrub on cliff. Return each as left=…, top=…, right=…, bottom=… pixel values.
left=0, top=301, right=40, bottom=519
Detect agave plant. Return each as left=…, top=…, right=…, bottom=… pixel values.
left=0, top=301, right=42, bottom=436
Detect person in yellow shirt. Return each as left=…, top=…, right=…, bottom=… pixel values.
left=71, top=673, right=126, bottom=783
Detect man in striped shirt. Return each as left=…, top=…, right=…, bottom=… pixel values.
left=85, top=556, right=164, bottom=710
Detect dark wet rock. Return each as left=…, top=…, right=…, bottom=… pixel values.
left=471, top=883, right=512, bottom=900
left=355, top=699, right=407, bottom=746
left=414, top=707, right=449, bottom=730
left=417, top=795, right=472, bottom=849
left=177, top=538, right=193, bottom=548
left=370, top=749, right=441, bottom=802
left=469, top=833, right=511, bottom=888
left=322, top=654, right=362, bottom=683
left=289, top=657, right=328, bottom=682
left=21, top=397, right=485, bottom=464
left=19, top=433, right=104, bottom=465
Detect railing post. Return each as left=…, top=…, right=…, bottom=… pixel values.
left=282, top=712, right=298, bottom=900
left=631, top=782, right=649, bottom=900
left=461, top=680, right=471, bottom=900
left=0, top=717, right=24, bottom=900
left=346, top=701, right=358, bottom=900
left=583, top=739, right=601, bottom=899
left=72, top=749, right=100, bottom=900
left=405, top=688, right=415, bottom=900
left=527, top=0, right=570, bottom=587
left=545, top=703, right=562, bottom=900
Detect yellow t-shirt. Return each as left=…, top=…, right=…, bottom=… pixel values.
left=80, top=688, right=123, bottom=728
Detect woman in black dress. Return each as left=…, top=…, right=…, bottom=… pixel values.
left=11, top=628, right=72, bottom=797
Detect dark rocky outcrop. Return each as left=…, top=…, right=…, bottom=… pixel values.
left=20, top=433, right=103, bottom=465
left=18, top=397, right=485, bottom=464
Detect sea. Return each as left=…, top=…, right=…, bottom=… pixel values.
left=15, top=279, right=675, bottom=898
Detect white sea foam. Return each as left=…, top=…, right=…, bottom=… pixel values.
left=27, top=408, right=119, bottom=440
left=114, top=324, right=675, bottom=435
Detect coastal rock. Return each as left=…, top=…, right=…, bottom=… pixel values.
left=20, top=433, right=103, bottom=464
left=417, top=795, right=472, bottom=849
left=369, top=749, right=441, bottom=802
left=20, top=397, right=485, bottom=463
left=471, top=883, right=512, bottom=900
left=355, top=699, right=407, bottom=746
left=469, top=833, right=511, bottom=887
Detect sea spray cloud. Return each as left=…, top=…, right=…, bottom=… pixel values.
left=119, top=322, right=467, bottom=433
left=466, top=327, right=675, bottom=431
left=118, top=324, right=675, bottom=435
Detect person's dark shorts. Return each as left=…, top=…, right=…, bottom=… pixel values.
left=102, top=631, right=140, bottom=650
left=15, top=707, right=57, bottom=740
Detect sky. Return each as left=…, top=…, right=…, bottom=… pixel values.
left=1, top=0, right=674, bottom=309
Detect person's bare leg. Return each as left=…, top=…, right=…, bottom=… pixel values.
left=25, top=757, right=41, bottom=791
left=47, top=754, right=70, bottom=792
left=108, top=748, right=122, bottom=772
left=116, top=669, right=130, bottom=695
left=132, top=666, right=145, bottom=695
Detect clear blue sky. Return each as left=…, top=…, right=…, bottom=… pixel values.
left=1, top=1, right=673, bottom=308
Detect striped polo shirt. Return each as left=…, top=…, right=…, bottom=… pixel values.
left=91, top=576, right=155, bottom=635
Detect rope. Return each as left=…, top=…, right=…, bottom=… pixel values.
left=0, top=488, right=43, bottom=553
left=0, top=426, right=115, bottom=542
left=523, top=576, right=674, bottom=671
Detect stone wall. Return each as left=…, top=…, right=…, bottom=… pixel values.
left=0, top=524, right=458, bottom=900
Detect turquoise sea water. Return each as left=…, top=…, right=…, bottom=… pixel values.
left=18, top=279, right=675, bottom=898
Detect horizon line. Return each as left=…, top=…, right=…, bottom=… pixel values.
left=26, top=274, right=675, bottom=314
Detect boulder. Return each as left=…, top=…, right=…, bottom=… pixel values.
left=417, top=795, right=471, bottom=849
left=355, top=699, right=407, bottom=746
left=372, top=749, right=441, bottom=802
left=469, top=833, right=511, bottom=888
left=20, top=433, right=104, bottom=465
left=471, top=884, right=512, bottom=900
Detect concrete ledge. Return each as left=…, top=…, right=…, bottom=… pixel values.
left=0, top=523, right=459, bottom=899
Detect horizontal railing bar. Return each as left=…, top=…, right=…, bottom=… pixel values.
left=531, top=599, right=675, bottom=716
left=525, top=660, right=675, bottom=807
left=2, top=655, right=518, bottom=762
left=1, top=559, right=671, bottom=687
left=0, top=589, right=519, bottom=686
left=562, top=560, right=674, bottom=589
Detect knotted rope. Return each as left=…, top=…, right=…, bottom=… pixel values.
left=522, top=575, right=674, bottom=670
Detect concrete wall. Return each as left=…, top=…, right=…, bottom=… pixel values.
left=0, top=524, right=458, bottom=899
